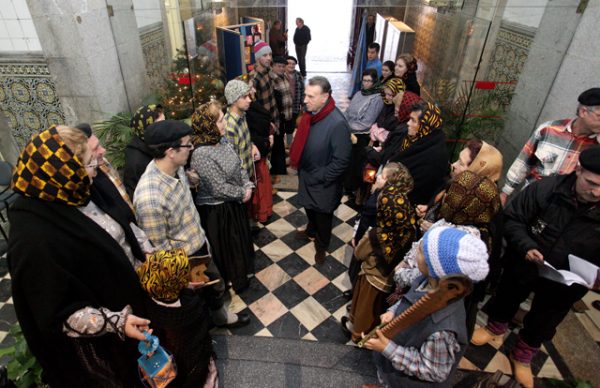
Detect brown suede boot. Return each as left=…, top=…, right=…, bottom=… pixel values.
left=470, top=327, right=502, bottom=346
left=510, top=357, right=534, bottom=388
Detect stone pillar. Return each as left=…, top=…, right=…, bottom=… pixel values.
left=26, top=0, right=149, bottom=124
left=499, top=0, right=594, bottom=168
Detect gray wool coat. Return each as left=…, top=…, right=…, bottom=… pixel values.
left=297, top=107, right=352, bottom=213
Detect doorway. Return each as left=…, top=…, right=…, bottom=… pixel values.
left=286, top=0, right=353, bottom=73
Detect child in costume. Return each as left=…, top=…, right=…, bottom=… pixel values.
left=364, top=226, right=489, bottom=387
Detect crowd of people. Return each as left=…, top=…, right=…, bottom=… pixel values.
left=4, top=20, right=600, bottom=387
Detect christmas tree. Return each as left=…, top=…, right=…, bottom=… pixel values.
left=160, top=48, right=225, bottom=120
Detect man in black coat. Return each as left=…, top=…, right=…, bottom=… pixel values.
left=293, top=17, right=311, bottom=77
left=295, top=76, right=352, bottom=264
left=471, top=146, right=600, bottom=388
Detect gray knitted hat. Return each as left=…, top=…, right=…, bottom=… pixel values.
left=224, top=79, right=251, bottom=105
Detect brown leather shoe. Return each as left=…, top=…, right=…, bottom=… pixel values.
left=315, top=249, right=326, bottom=265
left=362, top=385, right=381, bottom=388
left=471, top=327, right=501, bottom=346
left=510, top=357, right=534, bottom=388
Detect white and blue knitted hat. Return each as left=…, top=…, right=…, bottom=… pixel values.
left=422, top=226, right=489, bottom=282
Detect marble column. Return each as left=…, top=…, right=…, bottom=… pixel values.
left=25, top=0, right=149, bottom=124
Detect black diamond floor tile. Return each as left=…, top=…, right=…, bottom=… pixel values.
left=253, top=228, right=278, bottom=248
left=0, top=279, right=11, bottom=304
left=226, top=307, right=264, bottom=336
left=310, top=316, right=351, bottom=344
left=0, top=258, right=7, bottom=278
left=279, top=230, right=312, bottom=251
left=272, top=280, right=310, bottom=309
left=0, top=304, right=16, bottom=332
left=266, top=311, right=309, bottom=340
left=327, top=234, right=346, bottom=252
left=253, top=249, right=274, bottom=273
left=284, top=193, right=301, bottom=209
left=272, top=193, right=284, bottom=205
left=463, top=342, right=499, bottom=370
left=331, top=216, right=343, bottom=228
left=315, top=255, right=348, bottom=281
left=277, top=253, right=311, bottom=278
left=283, top=209, right=307, bottom=228
left=237, top=277, right=269, bottom=306
left=312, top=283, right=348, bottom=314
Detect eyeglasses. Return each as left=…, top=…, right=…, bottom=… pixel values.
left=176, top=144, right=194, bottom=149
left=362, top=79, right=374, bottom=84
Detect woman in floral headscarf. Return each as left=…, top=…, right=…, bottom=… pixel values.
left=384, top=101, right=449, bottom=205
left=8, top=126, right=152, bottom=386
left=342, top=162, right=417, bottom=343
left=123, top=104, right=165, bottom=198
left=190, top=100, right=255, bottom=292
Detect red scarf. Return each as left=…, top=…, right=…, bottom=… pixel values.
left=289, top=97, right=336, bottom=169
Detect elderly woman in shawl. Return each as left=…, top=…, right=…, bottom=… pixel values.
left=8, top=126, right=152, bottom=386
left=123, top=104, right=165, bottom=197
left=189, top=100, right=255, bottom=292
left=383, top=101, right=449, bottom=205
left=342, top=162, right=418, bottom=343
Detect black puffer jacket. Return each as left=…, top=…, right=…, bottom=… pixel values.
left=504, top=172, right=600, bottom=269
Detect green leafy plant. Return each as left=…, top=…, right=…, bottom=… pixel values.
left=94, top=112, right=134, bottom=170
left=429, top=78, right=513, bottom=159
left=0, top=324, right=43, bottom=387
left=544, top=378, right=595, bottom=388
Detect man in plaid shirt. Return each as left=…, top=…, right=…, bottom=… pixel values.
left=501, top=88, right=600, bottom=205
left=250, top=40, right=279, bottom=128
left=134, top=119, right=250, bottom=329
left=270, top=56, right=294, bottom=175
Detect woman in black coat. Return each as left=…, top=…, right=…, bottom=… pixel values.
left=367, top=101, right=448, bottom=205
left=8, top=126, right=151, bottom=387
left=123, top=104, right=164, bottom=198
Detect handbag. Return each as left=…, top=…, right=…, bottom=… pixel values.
left=138, top=332, right=177, bottom=388
left=362, top=163, right=377, bottom=183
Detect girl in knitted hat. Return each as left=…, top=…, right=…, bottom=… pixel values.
left=364, top=225, right=489, bottom=387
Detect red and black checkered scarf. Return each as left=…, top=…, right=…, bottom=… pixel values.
left=11, top=126, right=91, bottom=206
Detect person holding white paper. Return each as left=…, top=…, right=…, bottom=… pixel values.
left=470, top=146, right=600, bottom=388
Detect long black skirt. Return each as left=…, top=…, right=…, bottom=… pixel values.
left=197, top=201, right=255, bottom=291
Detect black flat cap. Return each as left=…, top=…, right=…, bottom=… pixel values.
left=74, top=123, right=92, bottom=138
left=273, top=56, right=287, bottom=64
left=578, top=88, right=600, bottom=106
left=579, top=146, right=600, bottom=174
left=144, top=120, right=193, bottom=146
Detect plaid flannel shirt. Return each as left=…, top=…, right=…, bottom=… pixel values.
left=133, top=161, right=206, bottom=254
left=502, top=118, right=600, bottom=196
left=286, top=70, right=305, bottom=116
left=382, top=330, right=460, bottom=383
left=251, top=65, right=279, bottom=125
left=224, top=108, right=254, bottom=179
left=270, top=71, right=293, bottom=121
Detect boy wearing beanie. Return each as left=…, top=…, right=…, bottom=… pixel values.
left=364, top=225, right=489, bottom=387
left=223, top=79, right=258, bottom=179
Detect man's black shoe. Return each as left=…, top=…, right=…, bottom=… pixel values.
left=217, top=313, right=251, bottom=329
